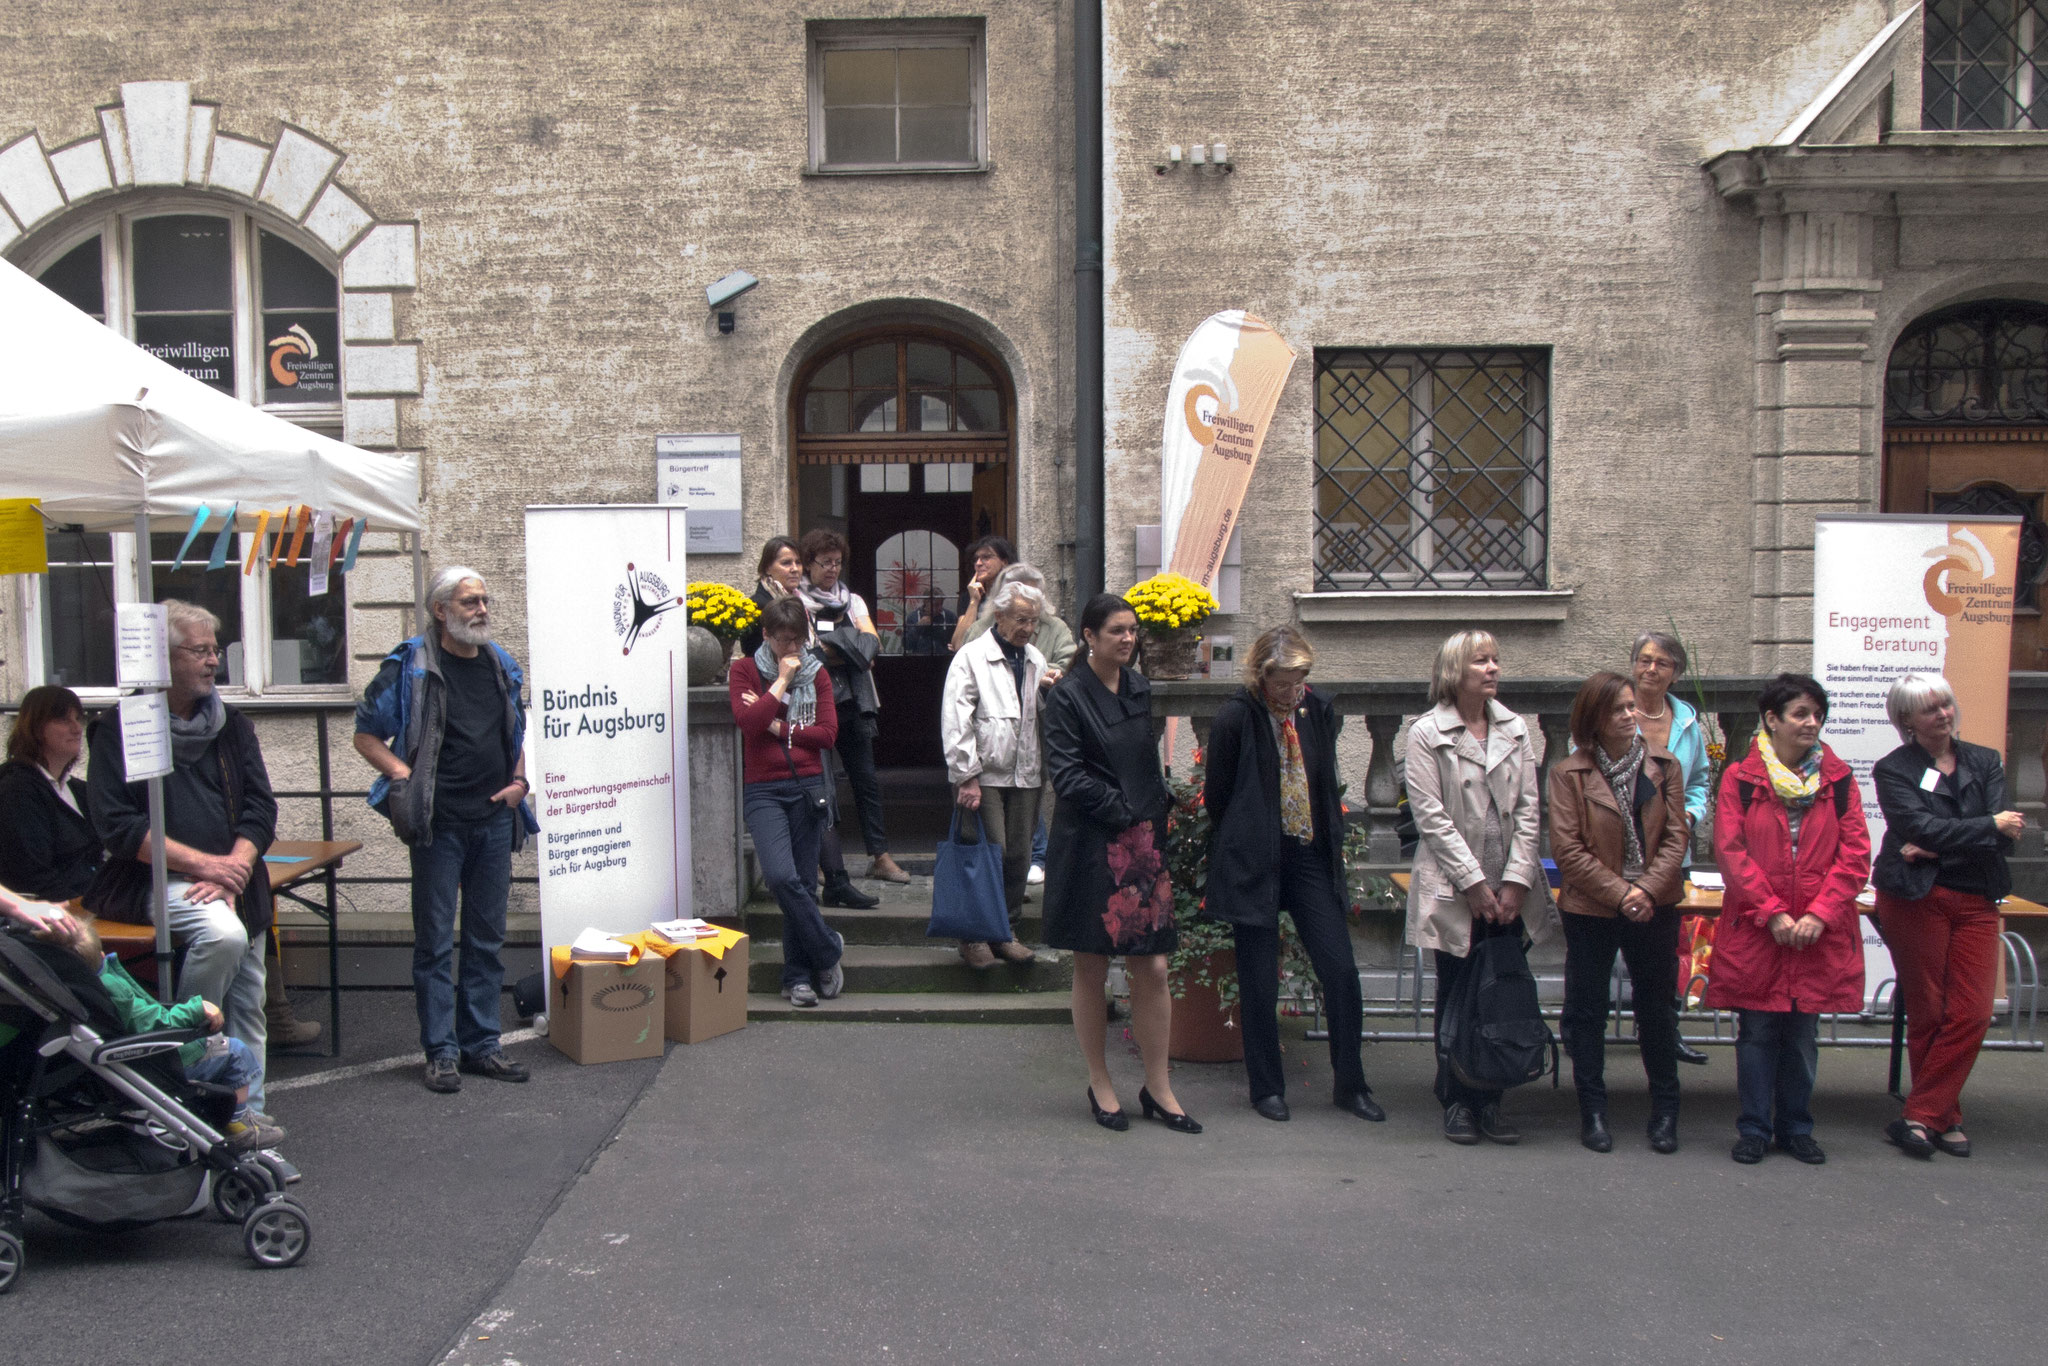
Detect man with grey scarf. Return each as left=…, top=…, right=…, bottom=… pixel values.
left=87, top=599, right=280, bottom=1122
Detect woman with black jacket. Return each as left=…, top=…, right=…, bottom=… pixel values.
left=1042, top=594, right=1198, bottom=1134
left=1203, top=626, right=1380, bottom=1124
left=1870, top=672, right=2022, bottom=1160
left=0, top=685, right=100, bottom=902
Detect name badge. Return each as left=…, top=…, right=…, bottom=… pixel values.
left=1920, top=767, right=1942, bottom=793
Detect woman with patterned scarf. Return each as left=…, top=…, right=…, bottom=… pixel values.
left=1203, top=626, right=1382, bottom=1125
left=1708, top=673, right=1870, bottom=1167
left=1547, top=672, right=1691, bottom=1154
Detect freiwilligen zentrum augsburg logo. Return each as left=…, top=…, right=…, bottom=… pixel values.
left=612, top=564, right=687, bottom=656
left=267, top=323, right=319, bottom=386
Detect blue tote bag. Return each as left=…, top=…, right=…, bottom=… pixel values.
left=926, top=807, right=1013, bottom=942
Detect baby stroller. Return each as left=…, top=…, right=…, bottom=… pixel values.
left=0, top=925, right=312, bottom=1292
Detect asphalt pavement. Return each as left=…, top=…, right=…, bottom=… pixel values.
left=441, top=1021, right=2048, bottom=1366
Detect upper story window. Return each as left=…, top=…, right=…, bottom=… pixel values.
left=1312, top=348, right=1550, bottom=592
left=25, top=205, right=350, bottom=693
left=1886, top=299, right=2048, bottom=423
left=1925, top=0, right=2048, bottom=130
left=807, top=20, right=986, bottom=173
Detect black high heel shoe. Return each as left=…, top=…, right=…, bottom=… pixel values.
left=1087, top=1087, right=1129, bottom=1132
left=1138, top=1087, right=1203, bottom=1134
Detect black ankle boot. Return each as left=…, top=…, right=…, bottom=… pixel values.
left=820, top=872, right=879, bottom=909
left=1580, top=1113, right=1613, bottom=1153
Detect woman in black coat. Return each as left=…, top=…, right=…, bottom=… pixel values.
left=1042, top=593, right=1199, bottom=1135
left=1203, top=626, right=1380, bottom=1124
left=0, top=685, right=101, bottom=902
left=1870, top=672, right=2022, bottom=1159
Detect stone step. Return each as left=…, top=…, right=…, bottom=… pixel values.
left=745, top=903, right=1045, bottom=946
left=745, top=991, right=1072, bottom=1024
left=748, top=942, right=1073, bottom=995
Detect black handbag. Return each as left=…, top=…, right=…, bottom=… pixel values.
left=1437, top=933, right=1557, bottom=1091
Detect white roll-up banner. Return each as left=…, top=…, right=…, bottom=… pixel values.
left=1811, top=513, right=2020, bottom=1005
left=525, top=504, right=693, bottom=950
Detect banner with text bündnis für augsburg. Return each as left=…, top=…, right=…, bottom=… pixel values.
left=1811, top=514, right=2019, bottom=1002
left=525, top=504, right=693, bottom=950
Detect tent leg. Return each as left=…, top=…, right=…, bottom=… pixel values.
left=411, top=531, right=427, bottom=634
left=134, top=510, right=174, bottom=1004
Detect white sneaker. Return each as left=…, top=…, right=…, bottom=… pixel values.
left=783, top=982, right=820, bottom=1008
left=1027, top=864, right=1046, bottom=885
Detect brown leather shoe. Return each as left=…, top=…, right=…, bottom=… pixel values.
left=267, top=1015, right=323, bottom=1050
left=992, top=939, right=1036, bottom=963
left=868, top=853, right=913, bottom=884
left=958, top=942, right=998, bottom=969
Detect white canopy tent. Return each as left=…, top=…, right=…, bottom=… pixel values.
left=0, top=256, right=423, bottom=995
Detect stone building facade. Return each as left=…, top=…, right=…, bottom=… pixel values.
left=3, top=2, right=2047, bottom=909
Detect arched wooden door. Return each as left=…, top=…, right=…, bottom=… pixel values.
left=1884, top=301, right=2048, bottom=671
left=791, top=328, right=1014, bottom=767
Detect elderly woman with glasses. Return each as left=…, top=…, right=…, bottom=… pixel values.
left=1870, top=673, right=2022, bottom=1159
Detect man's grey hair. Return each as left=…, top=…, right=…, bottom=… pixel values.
left=161, top=599, right=221, bottom=647
left=989, top=581, right=1046, bottom=616
left=1886, top=672, right=1959, bottom=740
left=428, top=566, right=486, bottom=613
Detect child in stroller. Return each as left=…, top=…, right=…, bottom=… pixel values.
left=0, top=916, right=311, bottom=1292
left=33, top=915, right=286, bottom=1153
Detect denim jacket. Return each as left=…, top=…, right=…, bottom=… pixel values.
left=354, top=632, right=539, bottom=849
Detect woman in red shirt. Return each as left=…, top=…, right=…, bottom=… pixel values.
left=729, top=597, right=844, bottom=1008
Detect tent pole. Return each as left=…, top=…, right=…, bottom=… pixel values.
left=411, top=531, right=427, bottom=634
left=134, top=510, right=173, bottom=1004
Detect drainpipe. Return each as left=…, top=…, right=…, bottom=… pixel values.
left=1074, top=0, right=1105, bottom=605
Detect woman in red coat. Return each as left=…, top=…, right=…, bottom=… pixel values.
left=1707, top=673, right=1870, bottom=1167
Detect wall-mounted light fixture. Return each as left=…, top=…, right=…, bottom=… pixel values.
left=706, top=270, right=759, bottom=334
left=1155, top=142, right=1233, bottom=175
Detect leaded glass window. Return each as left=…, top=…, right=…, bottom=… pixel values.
left=1926, top=0, right=2048, bottom=129
left=1313, top=349, right=1550, bottom=591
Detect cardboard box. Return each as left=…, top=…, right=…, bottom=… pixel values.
left=663, top=932, right=750, bottom=1044
left=549, top=956, right=666, bottom=1064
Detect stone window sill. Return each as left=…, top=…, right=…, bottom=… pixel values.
left=1293, top=590, right=1574, bottom=623
left=801, top=163, right=993, bottom=178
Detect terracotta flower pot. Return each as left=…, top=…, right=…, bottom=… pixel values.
left=1170, top=948, right=1244, bottom=1062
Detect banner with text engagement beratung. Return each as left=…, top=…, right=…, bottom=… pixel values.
left=525, top=504, right=693, bottom=949
left=1811, top=514, right=2019, bottom=1006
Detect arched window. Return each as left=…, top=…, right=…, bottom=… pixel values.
left=24, top=205, right=348, bottom=690
left=1885, top=300, right=2048, bottom=425
left=799, top=335, right=1005, bottom=435
left=871, top=530, right=961, bottom=655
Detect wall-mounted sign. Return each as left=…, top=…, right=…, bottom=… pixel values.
left=656, top=434, right=742, bottom=555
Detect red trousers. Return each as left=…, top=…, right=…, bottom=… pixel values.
left=1876, top=887, right=2001, bottom=1130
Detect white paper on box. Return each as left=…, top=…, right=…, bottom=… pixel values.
left=115, top=603, right=171, bottom=689
left=118, top=692, right=173, bottom=780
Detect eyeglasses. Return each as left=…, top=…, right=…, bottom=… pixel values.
left=1635, top=656, right=1677, bottom=673
left=173, top=644, right=223, bottom=661
left=810, top=558, right=843, bottom=572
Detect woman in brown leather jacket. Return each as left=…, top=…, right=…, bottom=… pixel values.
left=1547, top=671, right=1690, bottom=1155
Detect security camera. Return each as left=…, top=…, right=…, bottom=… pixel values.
left=706, top=271, right=759, bottom=310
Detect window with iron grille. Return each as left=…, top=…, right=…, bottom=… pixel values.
left=1925, top=0, right=2048, bottom=130
left=1885, top=300, right=2048, bottom=423
left=1313, top=349, right=1549, bottom=591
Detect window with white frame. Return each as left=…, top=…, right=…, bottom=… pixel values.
left=25, top=204, right=350, bottom=692
left=1312, top=348, right=1550, bottom=592
left=807, top=20, right=986, bottom=172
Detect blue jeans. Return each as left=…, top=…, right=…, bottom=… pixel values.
left=186, top=1036, right=262, bottom=1116
left=409, top=808, right=514, bottom=1062
left=744, top=780, right=842, bottom=989
left=1733, top=1008, right=1819, bottom=1139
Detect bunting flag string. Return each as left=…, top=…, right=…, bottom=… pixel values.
left=341, top=516, right=368, bottom=572
left=285, top=505, right=312, bottom=567
left=171, top=505, right=211, bottom=572
left=206, top=503, right=240, bottom=571
left=244, top=509, right=272, bottom=575
left=268, top=505, right=294, bottom=569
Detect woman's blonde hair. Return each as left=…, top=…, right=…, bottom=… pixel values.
left=1428, top=629, right=1500, bottom=706
left=1242, top=625, right=1315, bottom=689
left=1886, top=672, right=1959, bottom=740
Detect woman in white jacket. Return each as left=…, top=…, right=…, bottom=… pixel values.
left=942, top=581, right=1061, bottom=968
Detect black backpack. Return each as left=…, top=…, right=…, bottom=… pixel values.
left=1438, top=933, right=1557, bottom=1092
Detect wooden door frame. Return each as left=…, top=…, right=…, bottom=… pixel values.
left=786, top=323, right=1017, bottom=543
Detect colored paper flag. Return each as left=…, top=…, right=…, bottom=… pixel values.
left=328, top=517, right=354, bottom=567
left=170, top=505, right=211, bottom=571
left=207, top=503, right=240, bottom=570
left=341, top=516, right=368, bottom=572
left=0, top=499, right=49, bottom=576
left=308, top=512, right=335, bottom=597
left=285, top=505, right=312, bottom=567
left=245, top=510, right=271, bottom=575
left=268, top=506, right=294, bottom=569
